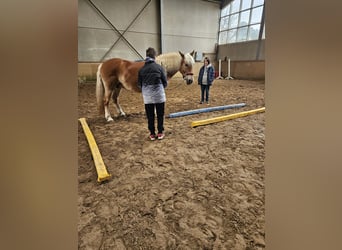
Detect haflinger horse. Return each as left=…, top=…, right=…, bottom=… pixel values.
left=96, top=51, right=195, bottom=122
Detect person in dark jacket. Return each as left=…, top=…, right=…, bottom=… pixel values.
left=138, top=47, right=168, bottom=140
left=198, top=57, right=215, bottom=104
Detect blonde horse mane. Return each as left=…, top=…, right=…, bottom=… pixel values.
left=156, top=52, right=181, bottom=70
left=156, top=52, right=195, bottom=78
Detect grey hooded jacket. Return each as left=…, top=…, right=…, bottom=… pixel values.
left=138, top=58, right=168, bottom=104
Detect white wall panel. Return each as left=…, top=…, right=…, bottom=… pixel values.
left=78, top=0, right=221, bottom=62
left=161, top=0, right=220, bottom=54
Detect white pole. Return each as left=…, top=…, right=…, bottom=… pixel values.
left=225, top=58, right=234, bottom=80
left=216, top=59, right=223, bottom=79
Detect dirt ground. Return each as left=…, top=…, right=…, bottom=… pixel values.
left=78, top=78, right=265, bottom=249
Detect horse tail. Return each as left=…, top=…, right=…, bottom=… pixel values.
left=96, top=63, right=104, bottom=115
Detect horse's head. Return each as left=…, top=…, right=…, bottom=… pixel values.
left=179, top=50, right=195, bottom=85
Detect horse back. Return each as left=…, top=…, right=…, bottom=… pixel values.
left=101, top=58, right=144, bottom=92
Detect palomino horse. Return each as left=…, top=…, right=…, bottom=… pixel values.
left=96, top=51, right=195, bottom=121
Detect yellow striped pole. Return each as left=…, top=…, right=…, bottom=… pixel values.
left=78, top=118, right=111, bottom=182
left=191, top=107, right=265, bottom=128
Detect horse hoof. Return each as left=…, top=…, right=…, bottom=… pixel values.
left=106, top=117, right=114, bottom=122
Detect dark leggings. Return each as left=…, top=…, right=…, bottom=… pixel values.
left=200, top=84, right=211, bottom=102
left=145, top=102, right=165, bottom=135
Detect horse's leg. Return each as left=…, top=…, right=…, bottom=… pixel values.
left=102, top=82, right=114, bottom=122
left=112, top=85, right=126, bottom=116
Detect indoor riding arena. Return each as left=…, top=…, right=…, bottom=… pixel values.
left=78, top=0, right=265, bottom=249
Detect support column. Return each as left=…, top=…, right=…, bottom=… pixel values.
left=159, top=0, right=164, bottom=54
left=256, top=3, right=265, bottom=60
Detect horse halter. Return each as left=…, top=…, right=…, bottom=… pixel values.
left=183, top=72, right=194, bottom=79
left=180, top=55, right=194, bottom=78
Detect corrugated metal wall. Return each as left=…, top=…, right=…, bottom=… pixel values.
left=78, top=0, right=221, bottom=62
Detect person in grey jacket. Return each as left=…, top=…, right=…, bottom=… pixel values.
left=138, top=47, right=168, bottom=140
left=198, top=57, right=215, bottom=104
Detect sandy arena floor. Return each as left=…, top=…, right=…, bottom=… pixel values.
left=78, top=78, right=265, bottom=249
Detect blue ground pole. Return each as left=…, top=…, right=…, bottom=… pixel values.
left=167, top=103, right=246, bottom=118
